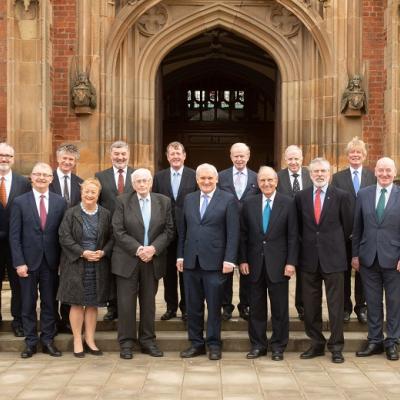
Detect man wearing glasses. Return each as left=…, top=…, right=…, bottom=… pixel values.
left=0, top=143, right=30, bottom=337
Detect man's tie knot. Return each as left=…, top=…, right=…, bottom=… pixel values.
left=381, top=188, right=387, bottom=194
left=292, top=173, right=299, bottom=178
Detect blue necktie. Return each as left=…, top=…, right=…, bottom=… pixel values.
left=200, top=194, right=209, bottom=219
left=140, top=198, right=150, bottom=245
left=353, top=170, right=360, bottom=194
left=263, top=199, right=271, bottom=233
left=171, top=172, right=180, bottom=200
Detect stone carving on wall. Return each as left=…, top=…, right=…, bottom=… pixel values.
left=340, top=75, right=367, bottom=117
left=14, top=0, right=39, bottom=40
left=137, top=4, right=168, bottom=37
left=270, top=5, right=301, bottom=38
left=71, top=72, right=97, bottom=115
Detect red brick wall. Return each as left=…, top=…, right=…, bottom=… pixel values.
left=0, top=1, right=7, bottom=142
left=362, top=0, right=386, bottom=164
left=52, top=0, right=80, bottom=159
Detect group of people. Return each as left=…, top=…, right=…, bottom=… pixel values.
left=0, top=137, right=399, bottom=364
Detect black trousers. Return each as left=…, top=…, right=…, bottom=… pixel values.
left=222, top=270, right=250, bottom=312
left=302, top=266, right=344, bottom=352
left=0, top=240, right=22, bottom=328
left=116, top=261, right=158, bottom=349
left=163, top=238, right=185, bottom=313
left=248, top=266, right=289, bottom=352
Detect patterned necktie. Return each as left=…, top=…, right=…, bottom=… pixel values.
left=376, top=188, right=387, bottom=223
left=292, top=173, right=300, bottom=193
left=263, top=198, right=271, bottom=233
left=200, top=194, right=209, bottom=219
left=234, top=172, right=244, bottom=199
left=0, top=177, right=6, bottom=207
left=140, top=198, right=150, bottom=245
left=171, top=172, right=180, bottom=200
left=314, top=188, right=322, bottom=224
left=353, top=170, right=360, bottom=194
left=63, top=175, right=70, bottom=204
left=39, top=194, right=47, bottom=230
left=117, top=169, right=124, bottom=194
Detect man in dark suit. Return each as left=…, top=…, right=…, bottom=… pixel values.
left=352, top=157, right=400, bottom=361
left=239, top=166, right=298, bottom=361
left=95, top=140, right=135, bottom=321
left=277, top=145, right=312, bottom=321
left=296, top=158, right=352, bottom=363
left=152, top=141, right=197, bottom=321
left=10, top=162, right=67, bottom=358
left=178, top=163, right=240, bottom=360
left=331, top=137, right=376, bottom=324
left=218, top=143, right=259, bottom=321
left=112, top=168, right=174, bottom=359
left=49, top=143, right=83, bottom=333
left=0, top=143, right=30, bottom=337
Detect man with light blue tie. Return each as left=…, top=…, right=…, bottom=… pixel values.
left=352, top=157, right=400, bottom=361
left=112, top=168, right=175, bottom=360
left=152, top=142, right=197, bottom=321
left=332, top=137, right=376, bottom=324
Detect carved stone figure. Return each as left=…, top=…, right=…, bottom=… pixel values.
left=340, top=75, right=367, bottom=116
left=71, top=72, right=97, bottom=114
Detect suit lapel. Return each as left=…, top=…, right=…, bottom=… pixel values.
left=29, top=191, right=42, bottom=228
left=7, top=173, right=20, bottom=207
left=304, top=187, right=317, bottom=226
left=380, top=186, right=399, bottom=224
left=282, top=169, right=292, bottom=192
left=176, top=167, right=188, bottom=200
left=131, top=194, right=144, bottom=227
left=106, top=168, right=118, bottom=195
left=148, top=194, right=160, bottom=239
left=318, top=186, right=332, bottom=225
left=345, top=169, right=357, bottom=197
left=301, top=168, right=312, bottom=189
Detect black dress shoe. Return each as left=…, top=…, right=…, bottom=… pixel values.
left=332, top=351, right=344, bottom=363
left=141, top=344, right=163, bottom=357
left=180, top=346, right=206, bottom=358
left=271, top=351, right=284, bottom=361
left=246, top=348, right=267, bottom=359
left=386, top=345, right=399, bottom=361
left=42, top=343, right=62, bottom=357
left=83, top=342, right=103, bottom=356
left=161, top=310, right=176, bottom=321
left=300, top=347, right=325, bottom=359
left=356, top=342, right=384, bottom=357
left=209, top=348, right=221, bottom=360
left=343, top=311, right=351, bottom=323
left=12, top=326, right=24, bottom=338
left=120, top=348, right=133, bottom=359
left=239, top=307, right=250, bottom=321
left=356, top=311, right=367, bottom=324
left=296, top=306, right=304, bottom=321
left=21, top=345, right=37, bottom=358
left=103, top=310, right=118, bottom=321
left=181, top=312, right=187, bottom=322
left=222, top=308, right=232, bottom=321
left=73, top=351, right=85, bottom=358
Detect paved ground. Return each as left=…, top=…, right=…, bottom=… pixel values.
left=1, top=273, right=398, bottom=400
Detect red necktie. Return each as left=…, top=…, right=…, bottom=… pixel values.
left=0, top=177, right=6, bottom=207
left=117, top=169, right=124, bottom=194
left=40, top=194, right=47, bottom=230
left=314, top=188, right=321, bottom=224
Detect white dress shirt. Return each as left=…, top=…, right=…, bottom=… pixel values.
left=32, top=188, right=49, bottom=215
left=375, top=183, right=393, bottom=208
left=350, top=166, right=363, bottom=186
left=113, top=166, right=128, bottom=188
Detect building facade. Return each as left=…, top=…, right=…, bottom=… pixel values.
left=0, top=0, right=398, bottom=175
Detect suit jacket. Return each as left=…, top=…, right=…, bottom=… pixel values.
left=9, top=191, right=67, bottom=271
left=352, top=185, right=400, bottom=269
left=331, top=167, right=376, bottom=209
left=295, top=185, right=352, bottom=273
left=152, top=166, right=197, bottom=228
left=277, top=167, right=312, bottom=197
left=239, top=192, right=298, bottom=283
left=111, top=192, right=175, bottom=280
left=49, top=171, right=83, bottom=207
left=218, top=167, right=259, bottom=207
left=177, top=188, right=240, bottom=270
left=95, top=166, right=135, bottom=215
left=0, top=172, right=31, bottom=241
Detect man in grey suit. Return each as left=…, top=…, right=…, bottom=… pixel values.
left=332, top=137, right=376, bottom=324
left=95, top=141, right=135, bottom=321
left=112, top=168, right=174, bottom=360
left=277, top=145, right=312, bottom=321
left=352, top=157, right=400, bottom=361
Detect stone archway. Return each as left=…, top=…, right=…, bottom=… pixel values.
left=101, top=0, right=335, bottom=170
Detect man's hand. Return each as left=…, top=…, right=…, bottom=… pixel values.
left=16, top=265, right=28, bottom=278
left=351, top=257, right=360, bottom=272
left=223, top=262, right=234, bottom=274
left=239, top=263, right=250, bottom=275
left=138, top=246, right=156, bottom=263
left=82, top=250, right=101, bottom=262
left=176, top=259, right=183, bottom=272
left=397, top=260, right=400, bottom=272
left=284, top=264, right=295, bottom=278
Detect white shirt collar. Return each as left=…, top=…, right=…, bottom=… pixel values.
left=137, top=193, right=151, bottom=202
left=350, top=166, right=363, bottom=176
left=32, top=188, right=49, bottom=198
left=170, top=166, right=184, bottom=175
left=57, top=168, right=71, bottom=179
left=201, top=188, right=216, bottom=200
left=263, top=191, right=276, bottom=204
left=233, top=166, right=247, bottom=176
left=314, top=184, right=328, bottom=193
left=377, top=183, right=393, bottom=193
left=289, top=168, right=301, bottom=177
left=0, top=169, right=12, bottom=181
left=113, top=166, right=127, bottom=174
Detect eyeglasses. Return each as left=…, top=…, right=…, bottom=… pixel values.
left=0, top=154, right=14, bottom=159
left=31, top=173, right=53, bottom=178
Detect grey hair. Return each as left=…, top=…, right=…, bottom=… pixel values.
left=258, top=166, right=278, bottom=179
left=131, top=168, right=152, bottom=182
left=110, top=141, right=129, bottom=152
left=284, top=145, right=303, bottom=158
left=309, top=157, right=330, bottom=171
left=56, top=143, right=80, bottom=160
left=196, top=163, right=218, bottom=178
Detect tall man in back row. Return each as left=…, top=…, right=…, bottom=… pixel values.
left=218, top=143, right=259, bottom=320
left=152, top=142, right=197, bottom=321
